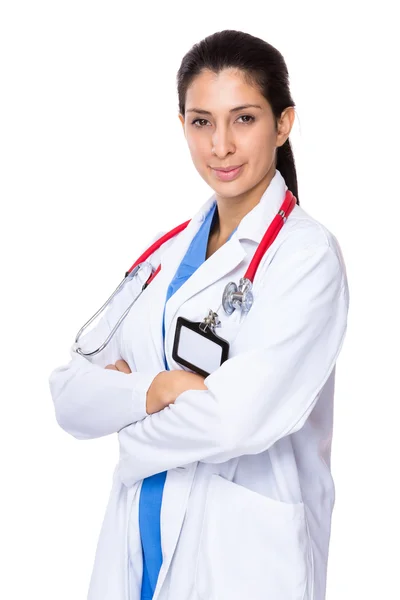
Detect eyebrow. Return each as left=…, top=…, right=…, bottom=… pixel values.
left=186, top=104, right=263, bottom=115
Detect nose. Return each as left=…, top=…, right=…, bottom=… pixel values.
left=211, top=126, right=236, bottom=158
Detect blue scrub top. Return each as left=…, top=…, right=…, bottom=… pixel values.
left=138, top=201, right=237, bottom=599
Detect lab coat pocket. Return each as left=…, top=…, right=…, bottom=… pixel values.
left=194, top=474, right=310, bottom=600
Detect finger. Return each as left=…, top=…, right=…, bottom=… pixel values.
left=105, top=364, right=118, bottom=371
left=115, top=359, right=131, bottom=374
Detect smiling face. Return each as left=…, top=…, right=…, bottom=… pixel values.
left=179, top=68, right=294, bottom=205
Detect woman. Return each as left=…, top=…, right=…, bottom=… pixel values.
left=49, top=30, right=349, bottom=600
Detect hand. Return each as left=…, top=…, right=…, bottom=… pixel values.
left=104, top=361, right=207, bottom=416
left=105, top=359, right=131, bottom=373
left=146, top=370, right=208, bottom=415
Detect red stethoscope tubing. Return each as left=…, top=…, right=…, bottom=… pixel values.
left=245, top=190, right=296, bottom=282
left=126, top=190, right=296, bottom=287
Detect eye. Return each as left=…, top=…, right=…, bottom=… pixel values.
left=191, top=115, right=255, bottom=128
left=237, top=115, right=255, bottom=124
left=191, top=118, right=210, bottom=128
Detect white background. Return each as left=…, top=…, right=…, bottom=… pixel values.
left=1, top=1, right=399, bottom=598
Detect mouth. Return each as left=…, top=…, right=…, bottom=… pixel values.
left=211, top=164, right=244, bottom=181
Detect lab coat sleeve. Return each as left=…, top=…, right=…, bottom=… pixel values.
left=49, top=232, right=169, bottom=440
left=116, top=229, right=349, bottom=486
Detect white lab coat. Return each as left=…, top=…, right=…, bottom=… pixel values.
left=49, top=169, right=349, bottom=600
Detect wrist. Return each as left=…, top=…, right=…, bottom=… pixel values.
left=146, top=371, right=171, bottom=414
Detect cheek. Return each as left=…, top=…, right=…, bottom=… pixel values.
left=188, top=136, right=209, bottom=166
left=247, top=132, right=275, bottom=168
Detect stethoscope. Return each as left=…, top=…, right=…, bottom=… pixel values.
left=74, top=190, right=296, bottom=357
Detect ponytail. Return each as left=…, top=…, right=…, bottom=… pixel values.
left=276, top=138, right=299, bottom=205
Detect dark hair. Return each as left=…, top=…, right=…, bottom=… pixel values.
left=176, top=29, right=300, bottom=205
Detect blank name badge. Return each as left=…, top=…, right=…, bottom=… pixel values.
left=172, top=316, right=230, bottom=377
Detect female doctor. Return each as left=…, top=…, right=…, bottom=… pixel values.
left=49, top=29, right=349, bottom=600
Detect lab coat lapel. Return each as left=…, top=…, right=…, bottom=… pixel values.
left=163, top=233, right=247, bottom=334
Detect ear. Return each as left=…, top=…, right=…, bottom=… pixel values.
left=178, top=113, right=186, bottom=137
left=276, top=107, right=296, bottom=147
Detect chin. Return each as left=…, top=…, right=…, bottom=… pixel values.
left=214, top=185, right=250, bottom=201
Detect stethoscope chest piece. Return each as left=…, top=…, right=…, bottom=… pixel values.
left=222, top=277, right=254, bottom=315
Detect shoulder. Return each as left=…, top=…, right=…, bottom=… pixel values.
left=271, top=204, right=347, bottom=276
left=136, top=229, right=176, bottom=269
left=110, top=230, right=176, bottom=305
left=253, top=203, right=349, bottom=307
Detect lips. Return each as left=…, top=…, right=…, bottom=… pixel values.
left=212, top=164, right=244, bottom=181
left=213, top=165, right=242, bottom=172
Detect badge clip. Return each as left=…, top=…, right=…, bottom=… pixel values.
left=199, top=309, right=221, bottom=333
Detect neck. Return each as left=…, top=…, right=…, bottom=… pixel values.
left=211, top=166, right=276, bottom=242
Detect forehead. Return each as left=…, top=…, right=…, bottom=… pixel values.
left=186, top=68, right=267, bottom=111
